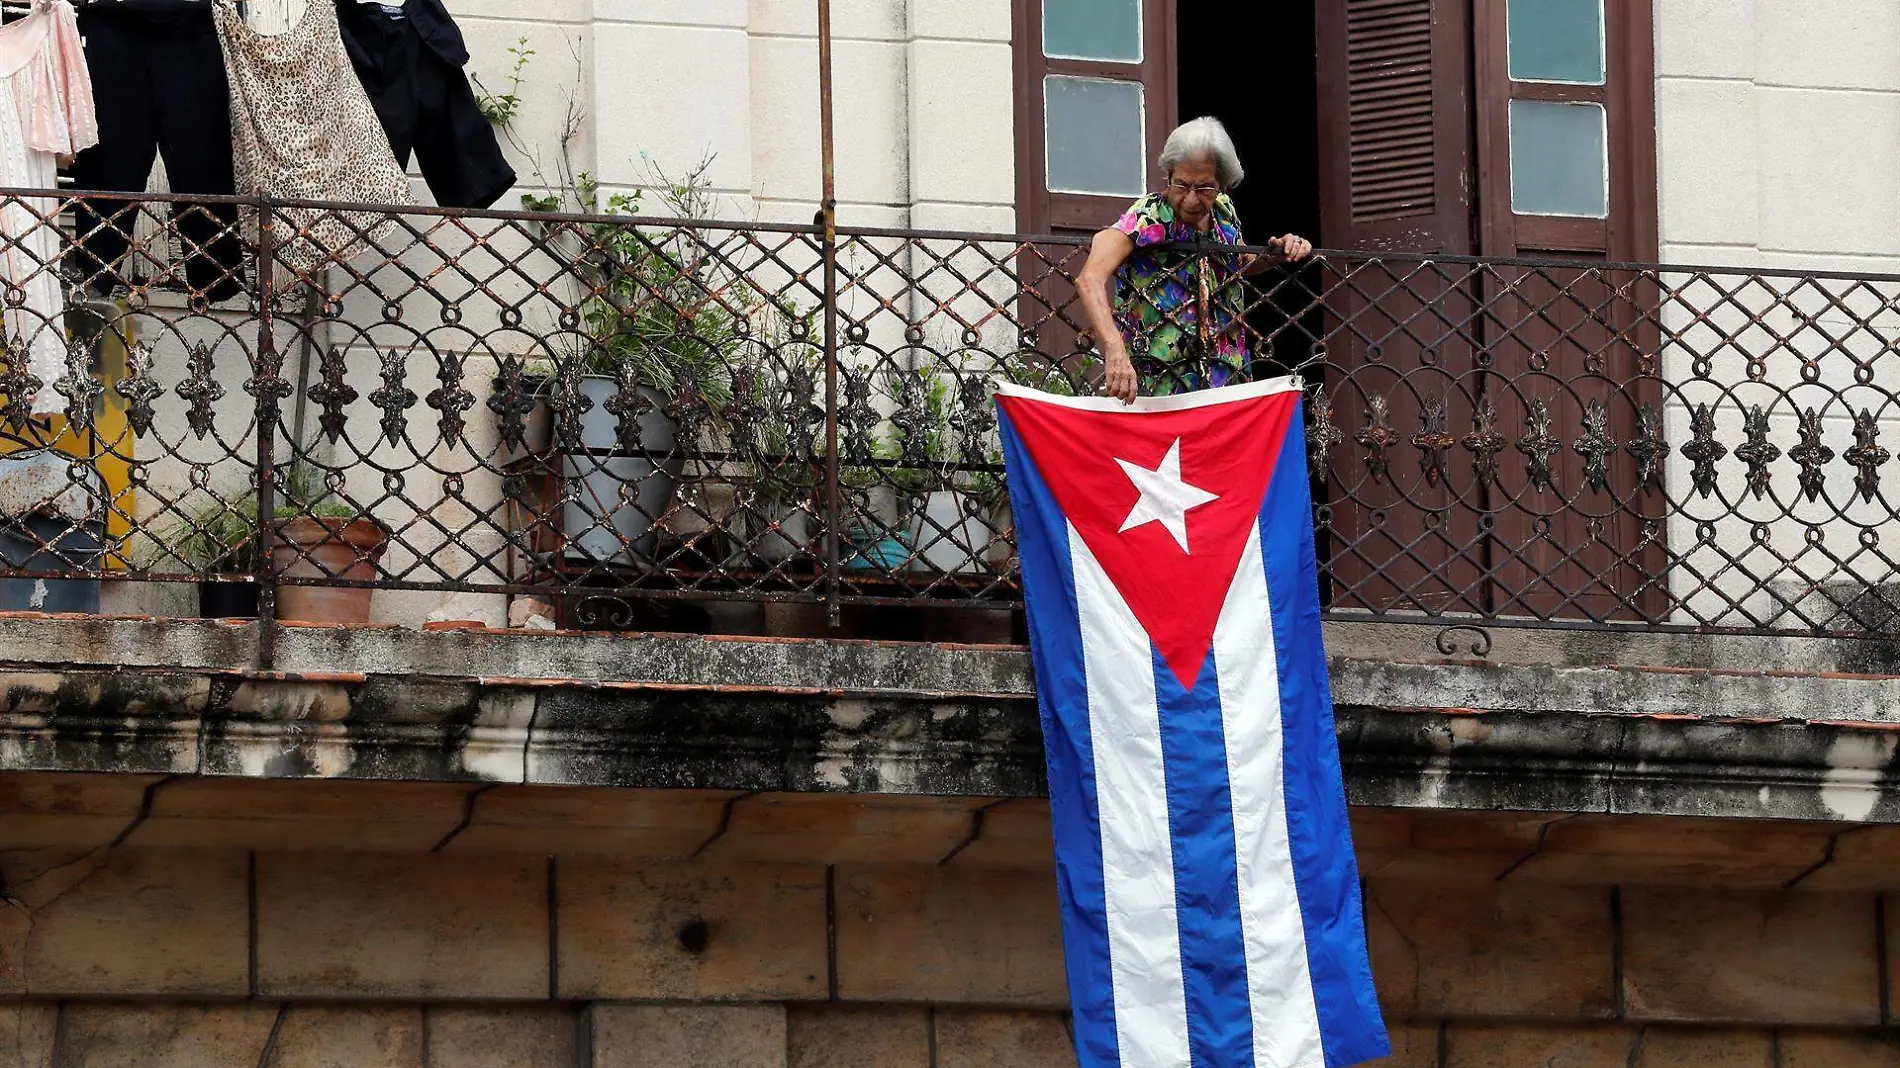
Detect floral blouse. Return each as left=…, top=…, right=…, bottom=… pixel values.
left=1111, top=192, right=1250, bottom=394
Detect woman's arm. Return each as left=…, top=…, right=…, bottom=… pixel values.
left=1077, top=228, right=1139, bottom=404
left=1241, top=233, right=1316, bottom=276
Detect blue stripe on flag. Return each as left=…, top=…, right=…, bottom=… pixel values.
left=1154, top=645, right=1256, bottom=1067
left=1259, top=404, right=1389, bottom=1067
left=998, top=408, right=1120, bottom=1068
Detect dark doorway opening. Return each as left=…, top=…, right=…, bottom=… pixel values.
left=1175, top=1, right=1323, bottom=377
left=1176, top=3, right=1322, bottom=254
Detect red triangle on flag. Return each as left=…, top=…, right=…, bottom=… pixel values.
left=997, top=380, right=1301, bottom=690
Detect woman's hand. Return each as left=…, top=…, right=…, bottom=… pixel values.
left=1268, top=234, right=1313, bottom=262
left=1104, top=352, right=1139, bottom=405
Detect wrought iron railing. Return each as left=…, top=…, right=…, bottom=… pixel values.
left=0, top=187, right=1896, bottom=638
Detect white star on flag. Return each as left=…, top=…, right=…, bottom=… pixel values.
left=1116, top=438, right=1219, bottom=554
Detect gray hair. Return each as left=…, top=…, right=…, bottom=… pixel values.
left=1158, top=117, right=1244, bottom=189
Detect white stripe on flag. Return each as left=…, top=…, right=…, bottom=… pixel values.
left=1215, top=523, right=1324, bottom=1068
left=1071, top=525, right=1191, bottom=1068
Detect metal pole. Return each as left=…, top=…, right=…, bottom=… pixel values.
left=252, top=200, right=279, bottom=668
left=818, top=0, right=841, bottom=628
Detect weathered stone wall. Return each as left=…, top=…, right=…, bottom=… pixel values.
left=7, top=827, right=1900, bottom=1065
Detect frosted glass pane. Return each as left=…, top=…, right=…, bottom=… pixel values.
left=1507, top=0, right=1605, bottom=84
left=1509, top=100, right=1607, bottom=217
left=1044, top=0, right=1142, bottom=62
left=1045, top=76, right=1146, bottom=197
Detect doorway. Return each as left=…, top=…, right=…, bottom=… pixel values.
left=1175, top=4, right=1322, bottom=254
left=1176, top=1, right=1322, bottom=378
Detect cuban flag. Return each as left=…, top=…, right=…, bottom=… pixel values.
left=994, top=376, right=1386, bottom=1068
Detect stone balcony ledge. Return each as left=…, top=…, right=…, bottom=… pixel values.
left=0, top=613, right=1898, bottom=822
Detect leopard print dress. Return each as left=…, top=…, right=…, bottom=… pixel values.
left=212, top=0, right=413, bottom=278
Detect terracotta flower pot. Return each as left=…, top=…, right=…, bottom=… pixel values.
left=268, top=516, right=389, bottom=625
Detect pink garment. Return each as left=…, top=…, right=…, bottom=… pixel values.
left=0, top=0, right=97, bottom=414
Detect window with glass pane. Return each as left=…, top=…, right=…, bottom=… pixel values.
left=1507, top=0, right=1605, bottom=84
left=1044, top=0, right=1142, bottom=63
left=1509, top=100, right=1607, bottom=217
left=1044, top=76, right=1146, bottom=197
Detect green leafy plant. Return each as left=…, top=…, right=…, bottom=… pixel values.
left=955, top=353, right=1099, bottom=511
left=158, top=457, right=356, bottom=574
left=524, top=169, right=748, bottom=413
left=473, top=38, right=534, bottom=127
left=163, top=495, right=259, bottom=575
left=882, top=369, right=959, bottom=497
left=274, top=456, right=360, bottom=522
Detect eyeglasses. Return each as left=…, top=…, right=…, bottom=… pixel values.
left=1166, top=179, right=1221, bottom=198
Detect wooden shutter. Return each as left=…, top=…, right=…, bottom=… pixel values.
left=1317, top=0, right=1474, bottom=256
left=1013, top=0, right=1177, bottom=238
left=1314, top=0, right=1486, bottom=618
left=1012, top=0, right=1177, bottom=366
left=1471, top=0, right=1664, bottom=623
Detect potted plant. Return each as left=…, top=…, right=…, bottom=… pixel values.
left=881, top=370, right=1002, bottom=578
left=743, top=428, right=819, bottom=567
left=524, top=178, right=740, bottom=565
left=163, top=495, right=261, bottom=618
left=963, top=459, right=1014, bottom=575
left=266, top=459, right=388, bottom=625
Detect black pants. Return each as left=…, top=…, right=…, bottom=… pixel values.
left=67, top=0, right=246, bottom=301
left=336, top=1, right=516, bottom=211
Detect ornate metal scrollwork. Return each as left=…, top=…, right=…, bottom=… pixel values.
left=366, top=347, right=417, bottom=445
left=950, top=374, right=995, bottom=464
left=53, top=336, right=101, bottom=432
left=1845, top=409, right=1890, bottom=503
left=175, top=341, right=223, bottom=441
left=547, top=368, right=592, bottom=453
left=603, top=363, right=654, bottom=455
left=1626, top=402, right=1665, bottom=494
left=116, top=341, right=162, bottom=438
left=1435, top=624, right=1493, bottom=657
left=785, top=364, right=823, bottom=459
left=308, top=345, right=360, bottom=445
left=1573, top=400, right=1614, bottom=493
left=1679, top=403, right=1727, bottom=499
left=840, top=366, right=877, bottom=462
left=487, top=354, right=537, bottom=452
left=1517, top=399, right=1561, bottom=492
left=1734, top=406, right=1780, bottom=500
left=721, top=363, right=766, bottom=458
left=1412, top=399, right=1456, bottom=488
left=1462, top=402, right=1507, bottom=487
left=1355, top=393, right=1399, bottom=484
left=1306, top=384, right=1344, bottom=481
left=1789, top=408, right=1835, bottom=503
left=243, top=343, right=292, bottom=426
left=664, top=363, right=710, bottom=458
left=425, top=351, right=475, bottom=446
left=888, top=370, right=932, bottom=466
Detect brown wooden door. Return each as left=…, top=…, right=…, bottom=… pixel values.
left=1470, top=0, right=1664, bottom=623
left=1013, top=0, right=1177, bottom=367
left=1315, top=0, right=1489, bottom=618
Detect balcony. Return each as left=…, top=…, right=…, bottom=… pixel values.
left=0, top=187, right=1894, bottom=819
left=0, top=189, right=1892, bottom=638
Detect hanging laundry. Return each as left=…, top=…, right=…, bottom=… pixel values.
left=67, top=0, right=247, bottom=304
left=336, top=0, right=514, bottom=210
left=212, top=0, right=414, bottom=277
left=0, top=0, right=96, bottom=414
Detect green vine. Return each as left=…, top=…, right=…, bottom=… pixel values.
left=473, top=38, right=535, bottom=127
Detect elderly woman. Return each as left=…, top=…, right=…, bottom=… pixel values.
left=1076, top=116, right=1313, bottom=402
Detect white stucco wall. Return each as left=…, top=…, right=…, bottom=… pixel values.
left=442, top=0, right=1017, bottom=232
left=1655, top=0, right=1900, bottom=269
left=1653, top=0, right=1900, bottom=627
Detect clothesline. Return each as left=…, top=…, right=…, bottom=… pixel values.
left=0, top=0, right=510, bottom=415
